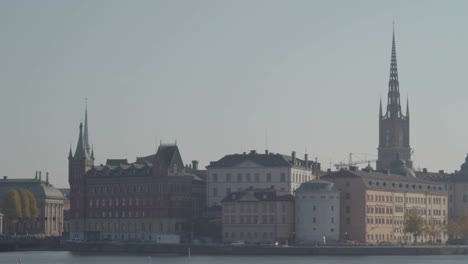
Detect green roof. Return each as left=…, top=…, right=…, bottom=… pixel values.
left=295, top=179, right=338, bottom=193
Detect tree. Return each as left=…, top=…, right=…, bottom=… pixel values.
left=2, top=189, right=22, bottom=234
left=26, top=190, right=39, bottom=219
left=425, top=218, right=442, bottom=243
left=19, top=189, right=31, bottom=219
left=445, top=218, right=461, bottom=238
left=404, top=210, right=425, bottom=243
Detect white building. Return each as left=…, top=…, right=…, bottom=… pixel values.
left=206, top=150, right=319, bottom=207
left=295, top=180, right=340, bottom=244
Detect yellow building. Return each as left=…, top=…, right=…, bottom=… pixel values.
left=322, top=166, right=448, bottom=244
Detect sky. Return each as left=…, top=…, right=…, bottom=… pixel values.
left=1, top=0, right=468, bottom=188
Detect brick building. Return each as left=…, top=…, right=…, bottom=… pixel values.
left=68, top=107, right=206, bottom=241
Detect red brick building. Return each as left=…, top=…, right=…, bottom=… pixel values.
left=68, top=108, right=205, bottom=242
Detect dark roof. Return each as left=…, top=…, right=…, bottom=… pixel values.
left=221, top=188, right=294, bottom=203
left=321, top=169, right=447, bottom=194
left=106, top=159, right=128, bottom=166
left=207, top=151, right=317, bottom=169
left=415, top=171, right=452, bottom=182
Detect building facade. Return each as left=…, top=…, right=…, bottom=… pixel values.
left=221, top=187, right=295, bottom=244
left=322, top=167, right=448, bottom=244
left=0, top=174, right=65, bottom=237
left=377, top=29, right=412, bottom=171
left=68, top=109, right=206, bottom=242
left=295, top=180, right=340, bottom=244
left=207, top=150, right=319, bottom=207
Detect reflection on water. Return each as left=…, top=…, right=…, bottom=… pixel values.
left=0, top=251, right=467, bottom=264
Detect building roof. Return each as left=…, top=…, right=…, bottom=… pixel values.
left=221, top=187, right=294, bottom=203
left=321, top=169, right=447, bottom=194
left=295, top=179, right=338, bottom=193
left=207, top=150, right=319, bottom=170
left=452, top=154, right=468, bottom=182
left=0, top=177, right=65, bottom=200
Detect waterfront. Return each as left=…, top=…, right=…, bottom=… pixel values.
left=1, top=252, right=468, bottom=264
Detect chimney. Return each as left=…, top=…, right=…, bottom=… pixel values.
left=327, top=168, right=331, bottom=173
left=3, top=176, right=7, bottom=180
left=304, top=154, right=309, bottom=168
left=439, top=170, right=445, bottom=174
left=265, top=149, right=269, bottom=154
left=349, top=166, right=358, bottom=172
left=192, top=160, right=199, bottom=171
left=46, top=172, right=49, bottom=184
left=35, top=170, right=38, bottom=180
left=250, top=150, right=256, bottom=155
left=39, top=171, right=42, bottom=181
left=243, top=152, right=246, bottom=155
left=423, top=168, right=428, bottom=173
left=292, top=151, right=296, bottom=165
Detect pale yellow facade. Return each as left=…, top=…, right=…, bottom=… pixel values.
left=323, top=169, right=448, bottom=244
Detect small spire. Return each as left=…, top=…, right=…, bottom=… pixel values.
left=90, top=145, right=95, bottom=160
left=84, top=98, right=91, bottom=155
left=379, top=97, right=383, bottom=117
left=46, top=172, right=49, bottom=184
left=68, top=145, right=73, bottom=159
left=406, top=97, right=410, bottom=117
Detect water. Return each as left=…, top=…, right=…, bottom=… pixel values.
left=0, top=251, right=466, bottom=264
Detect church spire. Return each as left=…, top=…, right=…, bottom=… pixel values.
left=386, top=24, right=402, bottom=118
left=84, top=98, right=91, bottom=155
left=406, top=97, right=410, bottom=117
left=74, top=122, right=90, bottom=160
left=68, top=145, right=73, bottom=159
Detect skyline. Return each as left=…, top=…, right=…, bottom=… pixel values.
left=2, top=0, right=468, bottom=188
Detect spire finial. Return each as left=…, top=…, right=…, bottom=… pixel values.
left=68, top=144, right=73, bottom=159
left=406, top=97, right=410, bottom=117
left=90, top=145, right=95, bottom=160
left=379, top=97, right=383, bottom=117
left=84, top=97, right=91, bottom=155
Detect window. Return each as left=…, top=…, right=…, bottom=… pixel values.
left=345, top=193, right=351, bottom=200
left=246, top=173, right=251, bottom=182
left=237, top=173, right=242, bottom=182
left=331, top=217, right=335, bottom=223
left=266, top=173, right=272, bottom=182
left=346, top=217, right=351, bottom=224
left=254, top=173, right=260, bottom=182
left=331, top=205, right=334, bottom=211
left=226, top=173, right=231, bottom=182
left=212, top=173, right=218, bottom=183
left=212, top=188, right=217, bottom=197
left=280, top=173, right=286, bottom=182
left=345, top=206, right=350, bottom=214
left=313, top=217, right=316, bottom=223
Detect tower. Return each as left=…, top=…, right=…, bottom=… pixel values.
left=68, top=107, right=94, bottom=239
left=377, top=28, right=412, bottom=171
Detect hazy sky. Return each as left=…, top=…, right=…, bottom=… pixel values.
left=2, top=0, right=468, bottom=188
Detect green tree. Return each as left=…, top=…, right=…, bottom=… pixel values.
left=445, top=218, right=461, bottom=238
left=2, top=189, right=22, bottom=234
left=19, top=189, right=31, bottom=219
left=26, top=190, right=39, bottom=219
left=404, top=210, right=425, bottom=243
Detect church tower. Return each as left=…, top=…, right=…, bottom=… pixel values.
left=377, top=28, right=412, bottom=171
left=68, top=106, right=94, bottom=239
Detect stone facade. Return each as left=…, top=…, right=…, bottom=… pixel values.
left=322, top=168, right=448, bottom=244
left=221, top=187, right=295, bottom=244
left=295, top=180, right=340, bottom=244
left=0, top=175, right=65, bottom=237
left=207, top=150, right=319, bottom=207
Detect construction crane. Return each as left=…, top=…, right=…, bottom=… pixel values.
left=334, top=153, right=377, bottom=170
